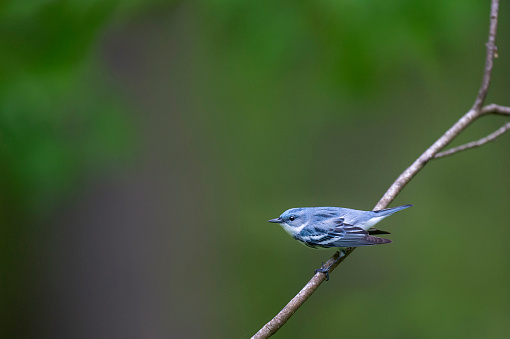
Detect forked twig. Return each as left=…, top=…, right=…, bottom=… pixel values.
left=435, top=120, right=510, bottom=159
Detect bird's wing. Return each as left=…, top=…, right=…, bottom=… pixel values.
left=328, top=223, right=392, bottom=247
left=300, top=218, right=391, bottom=248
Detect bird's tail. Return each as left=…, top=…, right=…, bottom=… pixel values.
left=373, top=204, right=413, bottom=217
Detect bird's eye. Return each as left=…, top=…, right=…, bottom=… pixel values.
left=289, top=216, right=295, bottom=221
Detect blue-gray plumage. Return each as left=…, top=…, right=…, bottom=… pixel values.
left=268, top=205, right=412, bottom=249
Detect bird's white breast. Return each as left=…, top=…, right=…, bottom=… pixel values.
left=281, top=222, right=308, bottom=237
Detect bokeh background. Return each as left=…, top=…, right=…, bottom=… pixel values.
left=1, top=0, right=510, bottom=338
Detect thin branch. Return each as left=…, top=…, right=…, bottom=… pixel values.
left=434, top=121, right=510, bottom=159
left=252, top=1, right=500, bottom=338
left=252, top=250, right=347, bottom=338
left=472, top=0, right=499, bottom=112
left=434, top=104, right=510, bottom=159
left=373, top=109, right=481, bottom=210
left=482, top=103, right=510, bottom=116
left=374, top=0, right=499, bottom=210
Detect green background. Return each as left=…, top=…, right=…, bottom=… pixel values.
left=1, top=0, right=509, bottom=337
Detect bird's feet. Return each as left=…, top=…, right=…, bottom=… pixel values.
left=313, top=250, right=346, bottom=281
left=314, top=262, right=331, bottom=281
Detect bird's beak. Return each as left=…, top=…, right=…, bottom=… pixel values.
left=268, top=218, right=282, bottom=223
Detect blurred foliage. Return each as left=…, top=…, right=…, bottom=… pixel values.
left=0, top=0, right=127, bottom=216
left=1, top=0, right=510, bottom=338
left=202, top=0, right=483, bottom=94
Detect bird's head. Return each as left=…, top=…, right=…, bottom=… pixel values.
left=268, top=208, right=309, bottom=232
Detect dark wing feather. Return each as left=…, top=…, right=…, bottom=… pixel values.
left=368, top=228, right=391, bottom=235
left=328, top=224, right=391, bottom=247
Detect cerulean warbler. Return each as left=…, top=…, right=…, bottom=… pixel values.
left=269, top=204, right=412, bottom=279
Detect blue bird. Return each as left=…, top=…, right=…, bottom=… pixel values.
left=268, top=204, right=412, bottom=279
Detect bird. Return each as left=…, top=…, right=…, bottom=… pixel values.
left=268, top=204, right=412, bottom=279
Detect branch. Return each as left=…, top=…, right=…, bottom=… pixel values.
left=433, top=122, right=510, bottom=158
left=472, top=0, right=499, bottom=112
left=374, top=0, right=499, bottom=210
left=252, top=1, right=500, bottom=338
left=482, top=103, right=510, bottom=116
left=435, top=104, right=510, bottom=159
